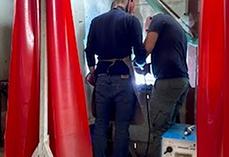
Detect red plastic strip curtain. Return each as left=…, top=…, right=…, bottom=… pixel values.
left=46, top=0, right=93, bottom=157
left=197, top=0, right=226, bottom=156
left=223, top=1, right=229, bottom=156
left=4, top=0, right=40, bottom=156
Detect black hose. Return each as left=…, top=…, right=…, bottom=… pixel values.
left=144, top=77, right=151, bottom=157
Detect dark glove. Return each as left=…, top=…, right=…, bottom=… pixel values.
left=134, top=63, right=151, bottom=75
left=85, top=71, right=95, bottom=86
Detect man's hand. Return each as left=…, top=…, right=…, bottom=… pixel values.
left=144, top=16, right=153, bottom=32
left=89, top=66, right=95, bottom=74
left=134, top=61, right=145, bottom=70
left=86, top=66, right=96, bottom=86
left=134, top=63, right=151, bottom=75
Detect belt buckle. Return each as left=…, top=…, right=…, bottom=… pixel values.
left=121, top=75, right=129, bottom=79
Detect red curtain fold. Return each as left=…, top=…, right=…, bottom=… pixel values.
left=4, top=0, right=40, bottom=156
left=223, top=1, right=229, bottom=156
left=197, top=0, right=226, bottom=156
left=46, top=0, right=93, bottom=156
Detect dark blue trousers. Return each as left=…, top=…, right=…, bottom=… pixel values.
left=92, top=74, right=135, bottom=157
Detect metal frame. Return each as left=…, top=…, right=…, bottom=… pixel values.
left=157, top=0, right=194, bottom=37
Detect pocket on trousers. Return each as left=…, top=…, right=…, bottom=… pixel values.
left=95, top=76, right=107, bottom=86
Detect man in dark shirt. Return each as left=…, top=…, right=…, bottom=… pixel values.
left=144, top=13, right=190, bottom=157
left=85, top=0, right=145, bottom=157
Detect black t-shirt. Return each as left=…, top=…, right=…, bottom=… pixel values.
left=148, top=13, right=188, bottom=79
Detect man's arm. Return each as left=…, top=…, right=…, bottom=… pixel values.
left=144, top=31, right=158, bottom=56
left=144, top=14, right=164, bottom=55
left=130, top=16, right=146, bottom=65
left=85, top=21, right=96, bottom=72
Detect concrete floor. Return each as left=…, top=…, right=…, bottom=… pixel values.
left=0, top=147, right=3, bottom=157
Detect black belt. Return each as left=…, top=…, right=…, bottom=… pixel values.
left=97, top=73, right=130, bottom=79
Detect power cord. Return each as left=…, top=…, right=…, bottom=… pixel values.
left=132, top=62, right=152, bottom=157
left=143, top=75, right=151, bottom=157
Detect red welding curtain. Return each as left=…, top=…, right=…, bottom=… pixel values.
left=197, top=0, right=228, bottom=156
left=223, top=1, right=229, bottom=156
left=5, top=0, right=92, bottom=157
left=4, top=0, right=40, bottom=156
left=46, top=0, right=92, bottom=157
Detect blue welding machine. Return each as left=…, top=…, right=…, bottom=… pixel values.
left=161, top=123, right=196, bottom=157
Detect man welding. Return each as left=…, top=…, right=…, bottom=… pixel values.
left=144, top=13, right=190, bottom=157
left=85, top=0, right=146, bottom=157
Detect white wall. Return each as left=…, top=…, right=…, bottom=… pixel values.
left=0, top=0, right=14, bottom=80
left=71, top=0, right=86, bottom=75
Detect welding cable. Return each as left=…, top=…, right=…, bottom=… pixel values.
left=144, top=75, right=151, bottom=157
